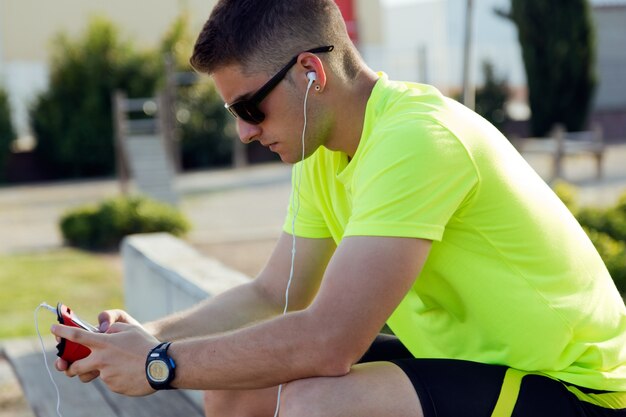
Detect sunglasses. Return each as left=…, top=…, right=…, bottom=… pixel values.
left=224, top=45, right=334, bottom=124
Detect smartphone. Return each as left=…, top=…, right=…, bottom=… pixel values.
left=55, top=303, right=99, bottom=363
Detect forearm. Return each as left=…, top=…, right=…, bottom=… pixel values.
left=168, top=309, right=348, bottom=390
left=145, top=234, right=335, bottom=342
left=162, top=236, right=430, bottom=391
left=145, top=280, right=282, bottom=341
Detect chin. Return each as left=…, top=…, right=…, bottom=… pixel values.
left=279, top=154, right=299, bottom=164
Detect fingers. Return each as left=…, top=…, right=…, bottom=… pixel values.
left=98, top=309, right=140, bottom=332
left=106, top=322, right=135, bottom=334
left=51, top=324, right=102, bottom=348
left=78, top=370, right=100, bottom=383
left=56, top=357, right=99, bottom=383
left=53, top=347, right=98, bottom=378
left=64, top=357, right=97, bottom=379
left=55, top=357, right=69, bottom=372
left=98, top=310, right=120, bottom=332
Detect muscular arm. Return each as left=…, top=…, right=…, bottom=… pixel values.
left=144, top=232, right=336, bottom=341
left=170, top=236, right=431, bottom=390
left=55, top=235, right=430, bottom=395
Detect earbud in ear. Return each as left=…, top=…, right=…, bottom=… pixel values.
left=306, top=72, right=317, bottom=82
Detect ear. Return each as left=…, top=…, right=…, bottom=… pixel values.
left=297, top=52, right=327, bottom=92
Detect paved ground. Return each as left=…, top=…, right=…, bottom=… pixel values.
left=1, top=145, right=626, bottom=257
left=1, top=144, right=626, bottom=416
left=0, top=162, right=292, bottom=257
left=0, top=357, right=33, bottom=417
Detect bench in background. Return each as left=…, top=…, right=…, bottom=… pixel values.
left=513, top=124, right=605, bottom=180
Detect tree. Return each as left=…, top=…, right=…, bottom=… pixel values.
left=159, top=14, right=236, bottom=169
left=474, top=60, right=509, bottom=133
left=498, top=0, right=597, bottom=136
left=0, top=87, right=16, bottom=183
left=30, top=15, right=237, bottom=180
left=30, top=18, right=161, bottom=179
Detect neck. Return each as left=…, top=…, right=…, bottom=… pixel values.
left=324, top=68, right=379, bottom=158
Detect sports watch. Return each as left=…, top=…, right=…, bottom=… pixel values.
left=145, top=341, right=177, bottom=390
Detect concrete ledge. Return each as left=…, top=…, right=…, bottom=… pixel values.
left=122, top=232, right=251, bottom=323
left=122, top=233, right=251, bottom=406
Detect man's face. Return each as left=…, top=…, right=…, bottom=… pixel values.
left=212, top=64, right=327, bottom=164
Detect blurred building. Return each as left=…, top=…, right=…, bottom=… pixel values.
left=594, top=2, right=626, bottom=110
left=592, top=1, right=626, bottom=141
left=374, top=0, right=626, bottom=140
left=1, top=0, right=624, bottom=146
left=0, top=0, right=218, bottom=146
left=370, top=0, right=524, bottom=93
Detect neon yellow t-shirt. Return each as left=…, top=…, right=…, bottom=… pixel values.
left=283, top=73, right=626, bottom=391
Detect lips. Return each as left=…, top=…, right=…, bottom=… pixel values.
left=261, top=140, right=278, bottom=150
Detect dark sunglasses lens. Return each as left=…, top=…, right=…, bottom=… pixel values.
left=230, top=101, right=265, bottom=124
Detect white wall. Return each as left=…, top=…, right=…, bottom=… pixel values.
left=3, top=62, right=48, bottom=140
left=593, top=6, right=626, bottom=110
left=374, top=0, right=525, bottom=93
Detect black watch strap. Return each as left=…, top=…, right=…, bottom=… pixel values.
left=146, top=341, right=176, bottom=390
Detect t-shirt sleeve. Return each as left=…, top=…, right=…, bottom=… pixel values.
left=344, top=119, right=478, bottom=241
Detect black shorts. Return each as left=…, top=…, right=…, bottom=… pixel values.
left=358, top=334, right=626, bottom=417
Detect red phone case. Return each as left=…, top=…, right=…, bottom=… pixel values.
left=55, top=303, right=97, bottom=363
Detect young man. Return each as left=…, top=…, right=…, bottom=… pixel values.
left=53, top=1, right=626, bottom=416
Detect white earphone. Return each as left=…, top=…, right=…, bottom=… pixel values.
left=272, top=67, right=316, bottom=417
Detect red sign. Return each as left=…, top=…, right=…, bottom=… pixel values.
left=334, top=0, right=358, bottom=44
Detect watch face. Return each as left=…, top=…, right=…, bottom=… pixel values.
left=148, top=360, right=170, bottom=382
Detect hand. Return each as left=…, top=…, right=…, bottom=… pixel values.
left=55, top=309, right=144, bottom=382
left=51, top=322, right=159, bottom=396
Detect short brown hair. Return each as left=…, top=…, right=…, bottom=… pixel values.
left=190, top=0, right=361, bottom=79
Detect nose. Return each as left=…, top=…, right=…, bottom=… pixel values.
left=237, top=119, right=262, bottom=144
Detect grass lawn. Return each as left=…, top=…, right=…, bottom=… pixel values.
left=0, top=248, right=123, bottom=339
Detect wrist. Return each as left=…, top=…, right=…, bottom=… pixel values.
left=145, top=341, right=177, bottom=390
left=143, top=321, right=161, bottom=339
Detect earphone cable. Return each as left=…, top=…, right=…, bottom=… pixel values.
left=272, top=76, right=315, bottom=417
left=35, top=303, right=64, bottom=417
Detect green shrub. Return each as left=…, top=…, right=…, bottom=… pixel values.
left=578, top=207, right=612, bottom=236
left=178, top=80, right=235, bottom=169
left=584, top=227, right=626, bottom=293
left=30, top=15, right=236, bottom=180
left=552, top=180, right=579, bottom=213
left=59, top=205, right=101, bottom=248
left=60, top=196, right=190, bottom=249
left=31, top=18, right=161, bottom=179
left=553, top=183, right=626, bottom=293
left=578, top=207, right=626, bottom=243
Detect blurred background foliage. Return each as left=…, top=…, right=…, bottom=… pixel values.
left=474, top=60, right=509, bottom=133
left=177, top=81, right=235, bottom=169
left=30, top=18, right=160, bottom=179
left=554, top=182, right=626, bottom=293
left=60, top=195, right=190, bottom=250
left=27, top=14, right=234, bottom=181
left=498, top=0, right=596, bottom=136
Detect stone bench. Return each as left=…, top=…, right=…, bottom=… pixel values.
left=2, top=233, right=251, bottom=416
